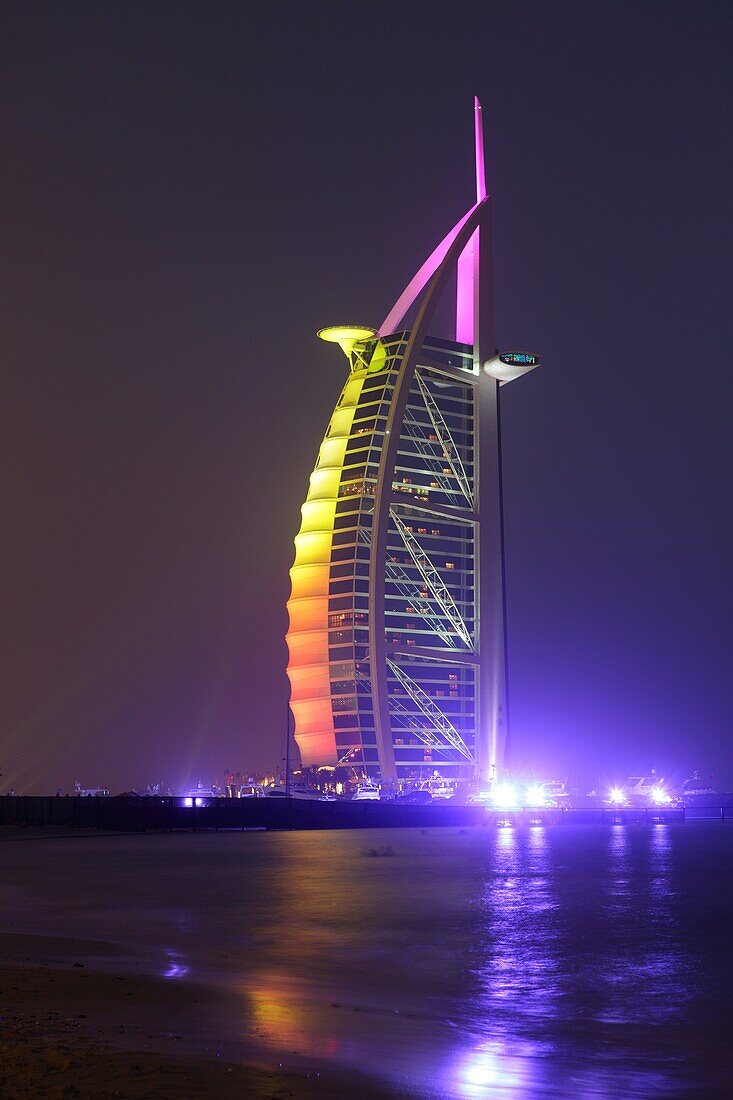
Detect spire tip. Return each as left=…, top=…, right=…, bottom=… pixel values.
left=473, top=97, right=487, bottom=202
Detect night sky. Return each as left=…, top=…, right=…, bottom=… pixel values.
left=2, top=1, right=732, bottom=794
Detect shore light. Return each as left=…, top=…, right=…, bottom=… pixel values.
left=491, top=782, right=519, bottom=810
left=608, top=787, right=627, bottom=805
left=525, top=784, right=547, bottom=808
left=650, top=786, right=671, bottom=805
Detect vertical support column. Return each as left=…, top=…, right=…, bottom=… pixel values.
left=475, top=372, right=508, bottom=782
left=473, top=199, right=508, bottom=782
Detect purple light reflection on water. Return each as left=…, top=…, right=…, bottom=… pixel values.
left=597, top=823, right=695, bottom=1028
left=448, top=823, right=693, bottom=1097
left=162, top=950, right=190, bottom=980
left=474, top=825, right=561, bottom=1015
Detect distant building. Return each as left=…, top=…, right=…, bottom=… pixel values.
left=286, top=101, right=537, bottom=786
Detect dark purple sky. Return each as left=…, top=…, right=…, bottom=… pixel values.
left=2, top=1, right=732, bottom=794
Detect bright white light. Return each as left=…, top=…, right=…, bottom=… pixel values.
left=609, top=787, right=626, bottom=805
left=456, top=1042, right=527, bottom=1096
left=525, top=784, right=546, bottom=807
left=491, top=782, right=519, bottom=810
left=183, top=797, right=193, bottom=808
left=195, top=797, right=204, bottom=807
left=463, top=1053, right=498, bottom=1087
left=650, top=786, right=671, bottom=805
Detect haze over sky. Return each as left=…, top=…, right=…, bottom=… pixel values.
left=2, top=1, right=732, bottom=794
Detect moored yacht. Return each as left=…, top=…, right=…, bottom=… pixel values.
left=264, top=783, right=323, bottom=800
left=415, top=775, right=456, bottom=800
left=351, top=780, right=380, bottom=801
left=676, top=771, right=717, bottom=798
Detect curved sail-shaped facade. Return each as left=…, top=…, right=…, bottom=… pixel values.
left=286, top=367, right=370, bottom=765
left=286, top=101, right=536, bottom=786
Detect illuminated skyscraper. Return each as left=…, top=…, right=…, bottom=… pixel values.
left=286, top=101, right=537, bottom=786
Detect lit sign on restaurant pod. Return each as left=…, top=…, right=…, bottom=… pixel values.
left=499, top=351, right=540, bottom=367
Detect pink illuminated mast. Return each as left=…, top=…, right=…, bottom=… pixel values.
left=473, top=95, right=487, bottom=203
left=456, top=97, right=489, bottom=348
left=379, top=97, right=494, bottom=363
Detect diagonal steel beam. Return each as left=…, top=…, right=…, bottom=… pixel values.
left=402, top=407, right=458, bottom=498
left=390, top=510, right=473, bottom=649
left=359, top=526, right=456, bottom=646
left=389, top=697, right=454, bottom=758
left=415, top=371, right=474, bottom=507
left=387, top=658, right=474, bottom=761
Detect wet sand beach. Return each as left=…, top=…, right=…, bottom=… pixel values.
left=0, top=959, right=388, bottom=1098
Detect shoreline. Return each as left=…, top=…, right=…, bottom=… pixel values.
left=0, top=960, right=393, bottom=1098
left=2, top=794, right=706, bottom=835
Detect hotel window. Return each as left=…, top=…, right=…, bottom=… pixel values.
left=328, top=612, right=353, bottom=627
left=329, top=580, right=353, bottom=594
left=330, top=680, right=356, bottom=695
left=330, top=662, right=354, bottom=679
left=329, top=647, right=352, bottom=660
left=332, top=696, right=357, bottom=712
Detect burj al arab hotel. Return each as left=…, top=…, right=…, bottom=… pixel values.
left=286, top=101, right=537, bottom=787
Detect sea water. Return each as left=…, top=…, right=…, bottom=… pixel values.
left=2, top=823, right=732, bottom=1097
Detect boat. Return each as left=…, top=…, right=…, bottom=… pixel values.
left=415, top=775, right=456, bottom=800
left=351, top=781, right=380, bottom=801
left=606, top=774, right=677, bottom=807
left=264, top=783, right=322, bottom=800
left=676, top=771, right=717, bottom=798
left=73, top=781, right=109, bottom=797
left=179, top=782, right=218, bottom=807
left=236, top=783, right=265, bottom=798
left=542, top=779, right=571, bottom=807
